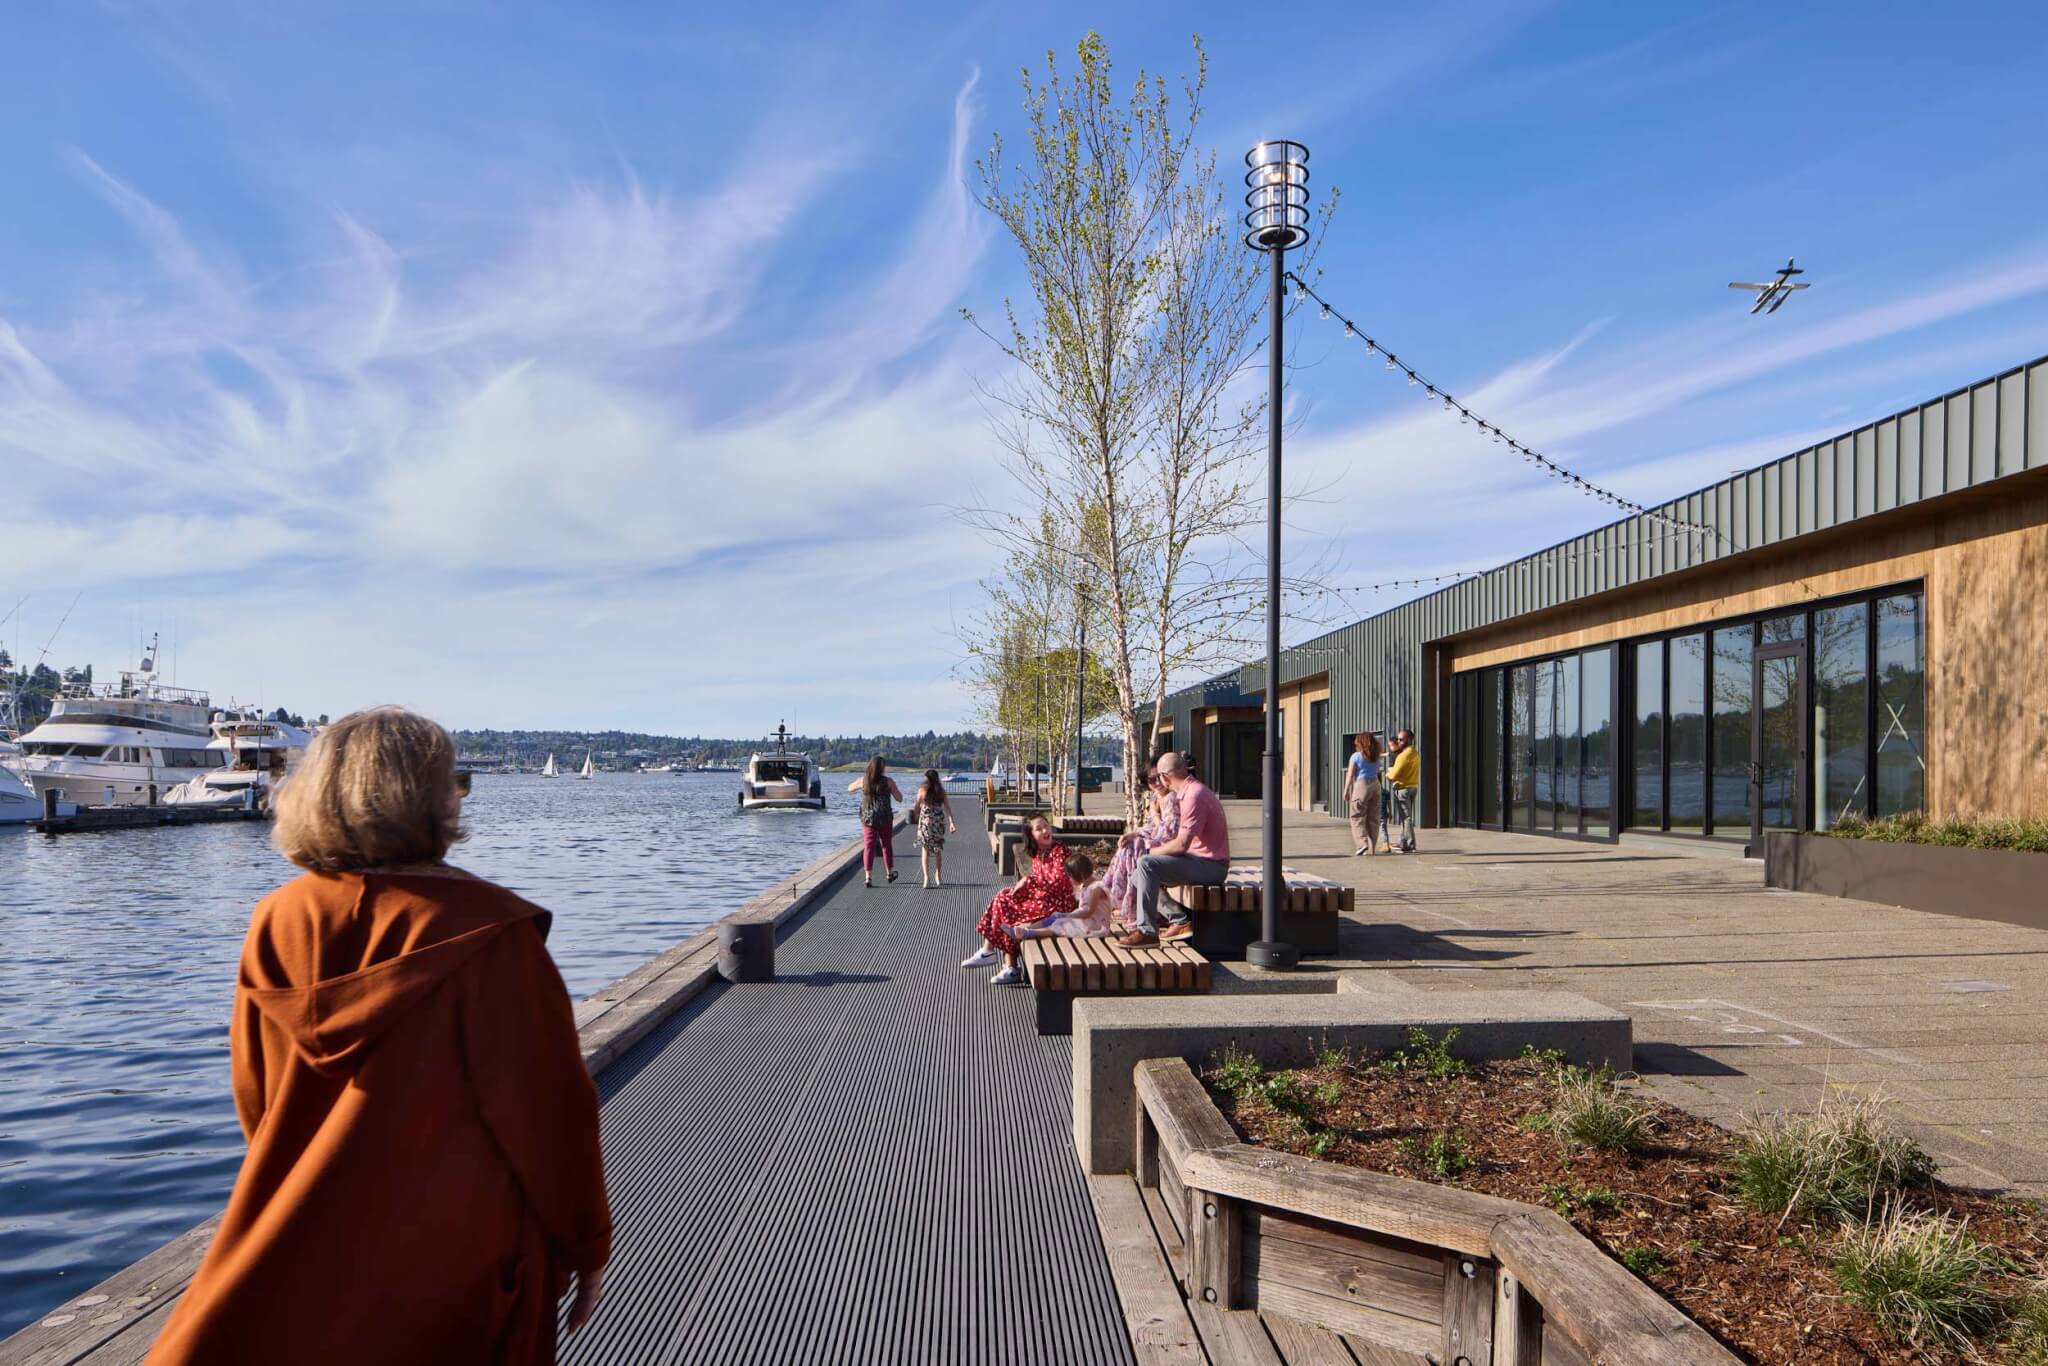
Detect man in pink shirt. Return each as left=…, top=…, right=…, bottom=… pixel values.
left=1118, top=751, right=1230, bottom=946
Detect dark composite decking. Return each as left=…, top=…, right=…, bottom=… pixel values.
left=561, top=800, right=1136, bottom=1366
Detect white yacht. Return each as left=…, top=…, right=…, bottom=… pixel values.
left=161, top=710, right=313, bottom=810
left=737, top=722, right=824, bottom=811
left=16, top=639, right=219, bottom=809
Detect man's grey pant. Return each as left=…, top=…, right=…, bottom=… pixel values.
left=1390, top=786, right=1418, bottom=852
left=1133, top=853, right=1229, bottom=933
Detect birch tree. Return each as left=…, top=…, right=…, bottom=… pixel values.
left=967, top=32, right=1338, bottom=820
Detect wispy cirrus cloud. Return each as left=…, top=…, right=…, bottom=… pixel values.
left=0, top=67, right=1006, bottom=729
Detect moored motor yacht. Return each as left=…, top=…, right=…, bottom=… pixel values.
left=16, top=637, right=220, bottom=809
left=737, top=722, right=824, bottom=811
left=161, top=711, right=313, bottom=810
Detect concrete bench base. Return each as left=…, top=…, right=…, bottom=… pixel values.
left=1071, top=984, right=1633, bottom=1174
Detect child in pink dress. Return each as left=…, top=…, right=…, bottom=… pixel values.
left=1017, top=854, right=1114, bottom=939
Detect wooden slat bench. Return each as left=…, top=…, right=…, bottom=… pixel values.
left=1161, top=866, right=1349, bottom=959
left=1052, top=814, right=1129, bottom=838
left=1021, top=935, right=1213, bottom=1036
left=983, top=800, right=1052, bottom=832
left=990, top=824, right=1115, bottom=876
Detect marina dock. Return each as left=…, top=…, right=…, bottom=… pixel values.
left=6, top=797, right=1137, bottom=1364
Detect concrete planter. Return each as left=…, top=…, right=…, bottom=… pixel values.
left=1764, top=832, right=2048, bottom=933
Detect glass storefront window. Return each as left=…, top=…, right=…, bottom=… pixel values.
left=1456, top=674, right=1478, bottom=825
left=1668, top=634, right=1707, bottom=831
left=1710, top=625, right=1753, bottom=833
left=1509, top=665, right=1532, bottom=829
left=1582, top=647, right=1612, bottom=836
left=1559, top=653, right=1582, bottom=832
left=1812, top=603, right=1869, bottom=828
left=1533, top=659, right=1557, bottom=830
left=1761, top=614, right=1805, bottom=644
left=1632, top=641, right=1663, bottom=828
left=1478, top=669, right=1502, bottom=826
left=1875, top=593, right=1926, bottom=816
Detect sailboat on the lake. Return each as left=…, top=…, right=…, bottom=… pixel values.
left=541, top=753, right=560, bottom=778
left=578, top=752, right=595, bottom=780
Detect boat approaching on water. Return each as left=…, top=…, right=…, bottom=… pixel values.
left=737, top=723, right=824, bottom=811
left=541, top=753, right=560, bottom=778
left=578, top=752, right=595, bottom=780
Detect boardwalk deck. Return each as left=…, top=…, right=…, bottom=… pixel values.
left=559, top=798, right=1135, bottom=1364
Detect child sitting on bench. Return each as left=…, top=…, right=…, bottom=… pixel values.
left=1016, top=853, right=1113, bottom=940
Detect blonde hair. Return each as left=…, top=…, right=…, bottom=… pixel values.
left=272, top=706, right=466, bottom=872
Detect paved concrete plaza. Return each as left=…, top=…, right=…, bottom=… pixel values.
left=1215, top=800, right=2048, bottom=1196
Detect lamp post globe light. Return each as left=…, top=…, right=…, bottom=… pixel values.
left=1243, top=139, right=1308, bottom=972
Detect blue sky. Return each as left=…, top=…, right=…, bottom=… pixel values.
left=2, top=2, right=2044, bottom=734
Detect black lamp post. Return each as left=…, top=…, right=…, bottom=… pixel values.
left=1243, top=139, right=1310, bottom=972
left=1072, top=584, right=1088, bottom=816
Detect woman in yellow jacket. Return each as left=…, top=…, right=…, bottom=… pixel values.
left=1385, top=730, right=1420, bottom=854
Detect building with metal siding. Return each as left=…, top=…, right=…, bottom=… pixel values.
left=1144, top=355, right=2048, bottom=843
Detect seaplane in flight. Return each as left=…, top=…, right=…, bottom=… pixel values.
left=1728, top=258, right=1810, bottom=314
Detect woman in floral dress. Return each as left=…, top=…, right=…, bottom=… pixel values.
left=961, top=816, right=1075, bottom=986
left=910, top=769, right=957, bottom=888
left=1101, top=765, right=1178, bottom=927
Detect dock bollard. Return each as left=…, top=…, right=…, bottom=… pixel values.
left=716, top=921, right=775, bottom=983
left=42, top=789, right=57, bottom=822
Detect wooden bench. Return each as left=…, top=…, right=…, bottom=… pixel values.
left=1021, top=935, right=1212, bottom=1035
left=1051, top=814, right=1128, bottom=838
left=982, top=800, right=1051, bottom=832
left=991, top=824, right=1113, bottom=876
left=1161, top=865, right=1349, bottom=958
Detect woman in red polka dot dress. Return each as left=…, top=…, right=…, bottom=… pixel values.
left=962, top=816, right=1076, bottom=986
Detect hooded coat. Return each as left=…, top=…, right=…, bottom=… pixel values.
left=147, top=867, right=611, bottom=1365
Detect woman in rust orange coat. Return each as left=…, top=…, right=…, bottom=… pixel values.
left=148, top=707, right=611, bottom=1365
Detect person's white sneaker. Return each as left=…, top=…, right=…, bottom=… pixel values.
left=1355, top=846, right=1367, bottom=856
left=961, top=947, right=999, bottom=968
left=990, top=965, right=1023, bottom=986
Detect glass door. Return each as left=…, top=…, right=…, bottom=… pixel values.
left=1753, top=644, right=1806, bottom=843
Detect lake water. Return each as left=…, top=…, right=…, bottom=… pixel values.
left=0, top=771, right=867, bottom=1336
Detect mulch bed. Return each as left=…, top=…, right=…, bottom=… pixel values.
left=1205, top=1055, right=2046, bottom=1365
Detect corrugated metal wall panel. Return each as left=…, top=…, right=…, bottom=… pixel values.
left=1999, top=371, right=2026, bottom=477
left=1877, top=420, right=1899, bottom=510
left=1972, top=382, right=1999, bottom=484
left=1946, top=392, right=1970, bottom=490
left=2030, top=364, right=2048, bottom=469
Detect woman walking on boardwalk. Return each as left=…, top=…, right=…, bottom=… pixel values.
left=147, top=707, right=609, bottom=1366
left=1345, top=732, right=1383, bottom=856
left=1100, top=764, right=1177, bottom=925
left=962, top=815, right=1075, bottom=986
left=909, top=768, right=957, bottom=888
left=848, top=755, right=904, bottom=887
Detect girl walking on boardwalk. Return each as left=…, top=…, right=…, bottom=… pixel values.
left=147, top=707, right=609, bottom=1366
left=909, top=768, right=958, bottom=888
left=1345, top=732, right=1382, bottom=856
left=961, top=815, right=1075, bottom=985
left=848, top=755, right=904, bottom=887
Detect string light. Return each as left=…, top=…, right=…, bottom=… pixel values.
left=1287, top=271, right=1715, bottom=542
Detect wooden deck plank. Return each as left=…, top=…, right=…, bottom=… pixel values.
left=1258, top=1312, right=1361, bottom=1366
left=1086, top=1174, right=1209, bottom=1366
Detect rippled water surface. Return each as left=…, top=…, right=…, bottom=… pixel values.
left=0, top=772, right=863, bottom=1335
